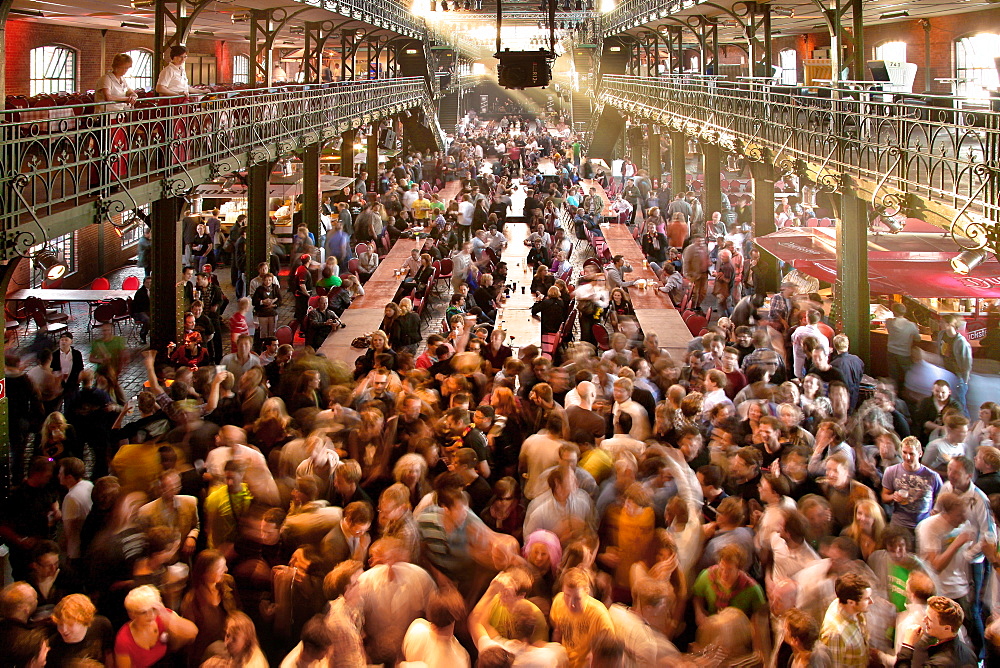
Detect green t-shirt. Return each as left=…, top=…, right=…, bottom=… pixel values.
left=91, top=335, right=126, bottom=370
left=693, top=568, right=766, bottom=617
left=887, top=562, right=912, bottom=612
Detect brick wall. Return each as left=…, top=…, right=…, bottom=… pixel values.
left=4, top=19, right=251, bottom=96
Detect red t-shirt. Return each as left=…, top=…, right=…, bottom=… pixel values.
left=114, top=613, right=169, bottom=668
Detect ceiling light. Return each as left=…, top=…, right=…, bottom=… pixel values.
left=880, top=10, right=909, bottom=19
left=35, top=252, right=67, bottom=280
left=877, top=213, right=906, bottom=234
left=231, top=11, right=252, bottom=22
left=129, top=0, right=155, bottom=8
left=120, top=21, right=149, bottom=29
left=770, top=7, right=794, bottom=17
left=9, top=8, right=45, bottom=16
left=193, top=30, right=214, bottom=36
left=951, top=249, right=988, bottom=275
left=290, top=24, right=305, bottom=35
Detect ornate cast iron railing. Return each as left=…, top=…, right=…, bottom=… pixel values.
left=297, top=0, right=426, bottom=39
left=601, top=0, right=698, bottom=37
left=598, top=74, right=1000, bottom=225
left=0, top=78, right=431, bottom=258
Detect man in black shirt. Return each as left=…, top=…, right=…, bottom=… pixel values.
left=975, top=444, right=1000, bottom=496
left=726, top=446, right=763, bottom=508
left=132, top=276, right=152, bottom=344
left=830, top=333, right=865, bottom=410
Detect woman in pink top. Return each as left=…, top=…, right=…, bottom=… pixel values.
left=115, top=585, right=197, bottom=668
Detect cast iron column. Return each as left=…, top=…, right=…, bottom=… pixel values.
left=341, top=128, right=357, bottom=178
left=750, top=161, right=778, bottom=294
left=150, top=195, right=184, bottom=350
left=833, top=179, right=871, bottom=364
left=647, top=126, right=661, bottom=183
left=367, top=130, right=380, bottom=191
left=628, top=126, right=645, bottom=170
left=669, top=131, right=687, bottom=194
left=702, top=142, right=722, bottom=216
left=246, top=162, right=270, bottom=278
left=302, top=143, right=320, bottom=241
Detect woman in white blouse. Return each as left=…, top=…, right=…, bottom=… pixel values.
left=95, top=53, right=138, bottom=112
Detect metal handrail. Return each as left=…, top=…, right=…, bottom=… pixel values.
left=0, top=78, right=431, bottom=251
left=600, top=0, right=698, bottom=37
left=598, top=74, right=1000, bottom=224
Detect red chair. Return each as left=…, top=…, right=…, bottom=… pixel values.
left=685, top=312, right=708, bottom=335
left=275, top=325, right=293, bottom=346
left=348, top=258, right=359, bottom=275
left=819, top=218, right=832, bottom=227
left=110, top=297, right=136, bottom=338
left=592, top=324, right=611, bottom=352
left=91, top=278, right=111, bottom=290
left=122, top=276, right=141, bottom=291
left=89, top=302, right=117, bottom=341
left=434, top=258, right=453, bottom=295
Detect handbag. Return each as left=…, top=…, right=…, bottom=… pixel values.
left=351, top=335, right=371, bottom=349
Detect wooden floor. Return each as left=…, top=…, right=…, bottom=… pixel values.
left=601, top=223, right=692, bottom=363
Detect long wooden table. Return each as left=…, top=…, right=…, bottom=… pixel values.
left=318, top=237, right=424, bottom=365
left=494, top=222, right=541, bottom=350
left=10, top=288, right=135, bottom=302
left=600, top=223, right=692, bottom=362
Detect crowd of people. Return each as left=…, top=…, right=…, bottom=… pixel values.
left=1, top=109, right=996, bottom=668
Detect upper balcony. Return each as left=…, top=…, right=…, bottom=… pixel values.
left=0, top=77, right=434, bottom=260
left=598, top=74, right=1000, bottom=230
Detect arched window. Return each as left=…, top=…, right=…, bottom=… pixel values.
left=29, top=45, right=76, bottom=96
left=233, top=54, right=250, bottom=85
left=778, top=49, right=797, bottom=85
left=874, top=41, right=907, bottom=63
left=124, top=49, right=154, bottom=91
left=955, top=33, right=1000, bottom=103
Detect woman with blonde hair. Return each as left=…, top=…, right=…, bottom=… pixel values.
left=218, top=611, right=267, bottom=668
left=393, top=297, right=422, bottom=354
left=393, top=452, right=431, bottom=509
left=248, top=396, right=297, bottom=454
left=39, top=411, right=78, bottom=460
left=355, top=329, right=396, bottom=378
left=115, top=585, right=198, bottom=668
left=841, top=497, right=886, bottom=559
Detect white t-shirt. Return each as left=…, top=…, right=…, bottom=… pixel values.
left=156, top=62, right=190, bottom=96
left=63, top=480, right=94, bottom=559
left=476, top=634, right=568, bottom=667
left=916, top=513, right=972, bottom=598
left=402, top=619, right=470, bottom=668
left=458, top=201, right=475, bottom=226
left=95, top=73, right=133, bottom=111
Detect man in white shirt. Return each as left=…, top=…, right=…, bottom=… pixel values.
left=923, top=415, right=973, bottom=474
left=401, top=588, right=470, bottom=667
left=701, top=369, right=734, bottom=419
left=358, top=537, right=436, bottom=665
left=790, top=309, right=828, bottom=379
left=156, top=45, right=195, bottom=96
left=58, top=457, right=93, bottom=563
left=523, top=465, right=596, bottom=539
left=519, top=411, right=565, bottom=500
left=611, top=377, right=651, bottom=440
left=916, top=491, right=973, bottom=602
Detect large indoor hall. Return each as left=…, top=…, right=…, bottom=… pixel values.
left=2, top=0, right=1000, bottom=666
